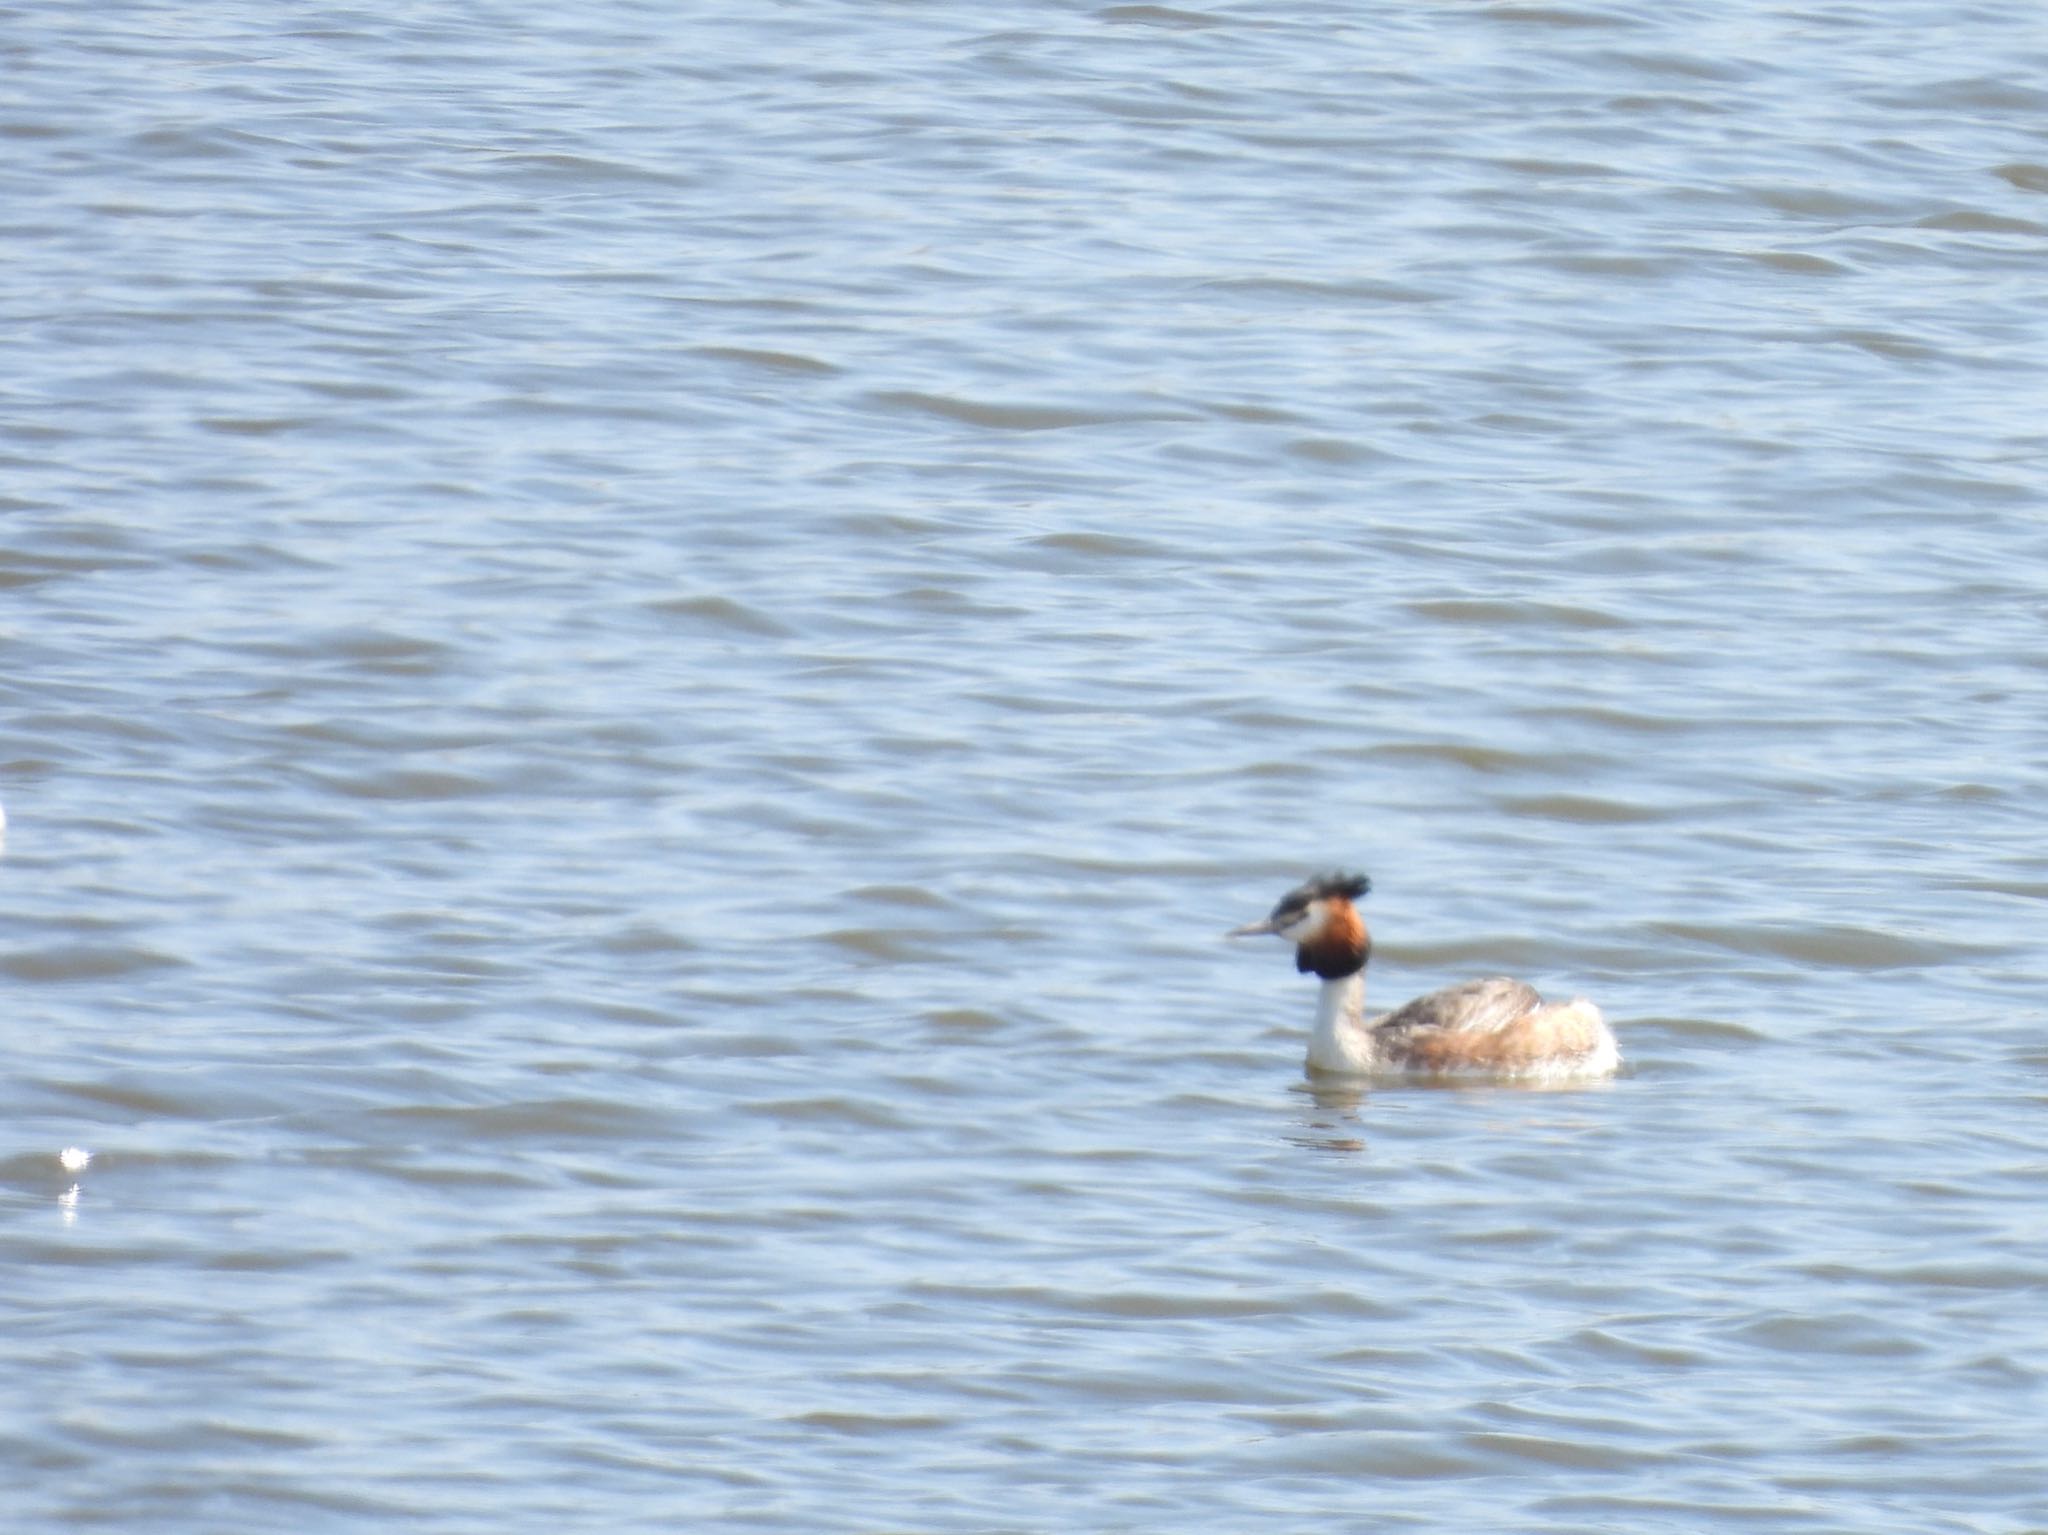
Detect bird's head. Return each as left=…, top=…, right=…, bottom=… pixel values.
left=1228, top=871, right=1371, bottom=980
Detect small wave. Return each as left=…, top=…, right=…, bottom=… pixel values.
left=691, top=345, right=840, bottom=375
left=1099, top=5, right=1227, bottom=28
left=1650, top=920, right=1987, bottom=969
left=1405, top=597, right=1629, bottom=630
left=1, top=944, right=186, bottom=982
left=310, top=767, right=494, bottom=801
left=743, top=1096, right=908, bottom=1130
left=869, top=390, right=1192, bottom=431
left=643, top=594, right=793, bottom=637
left=1499, top=793, right=1678, bottom=824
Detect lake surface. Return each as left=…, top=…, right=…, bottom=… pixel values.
left=4, top=1, right=2047, bottom=1530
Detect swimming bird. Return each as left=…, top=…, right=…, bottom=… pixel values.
left=1230, top=872, right=1618, bottom=1080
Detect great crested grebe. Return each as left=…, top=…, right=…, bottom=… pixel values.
left=1230, top=872, right=1618, bottom=1080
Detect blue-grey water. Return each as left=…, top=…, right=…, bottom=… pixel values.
left=5, top=2, right=2047, bottom=1530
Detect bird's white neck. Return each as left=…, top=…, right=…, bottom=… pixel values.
left=1307, top=971, right=1377, bottom=1073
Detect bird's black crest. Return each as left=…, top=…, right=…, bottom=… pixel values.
left=1311, top=871, right=1371, bottom=902
left=1269, top=870, right=1371, bottom=921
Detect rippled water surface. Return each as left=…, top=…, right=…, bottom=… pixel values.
left=6, top=1, right=2048, bottom=1529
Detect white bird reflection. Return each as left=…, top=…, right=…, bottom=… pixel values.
left=1287, top=1079, right=1366, bottom=1154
